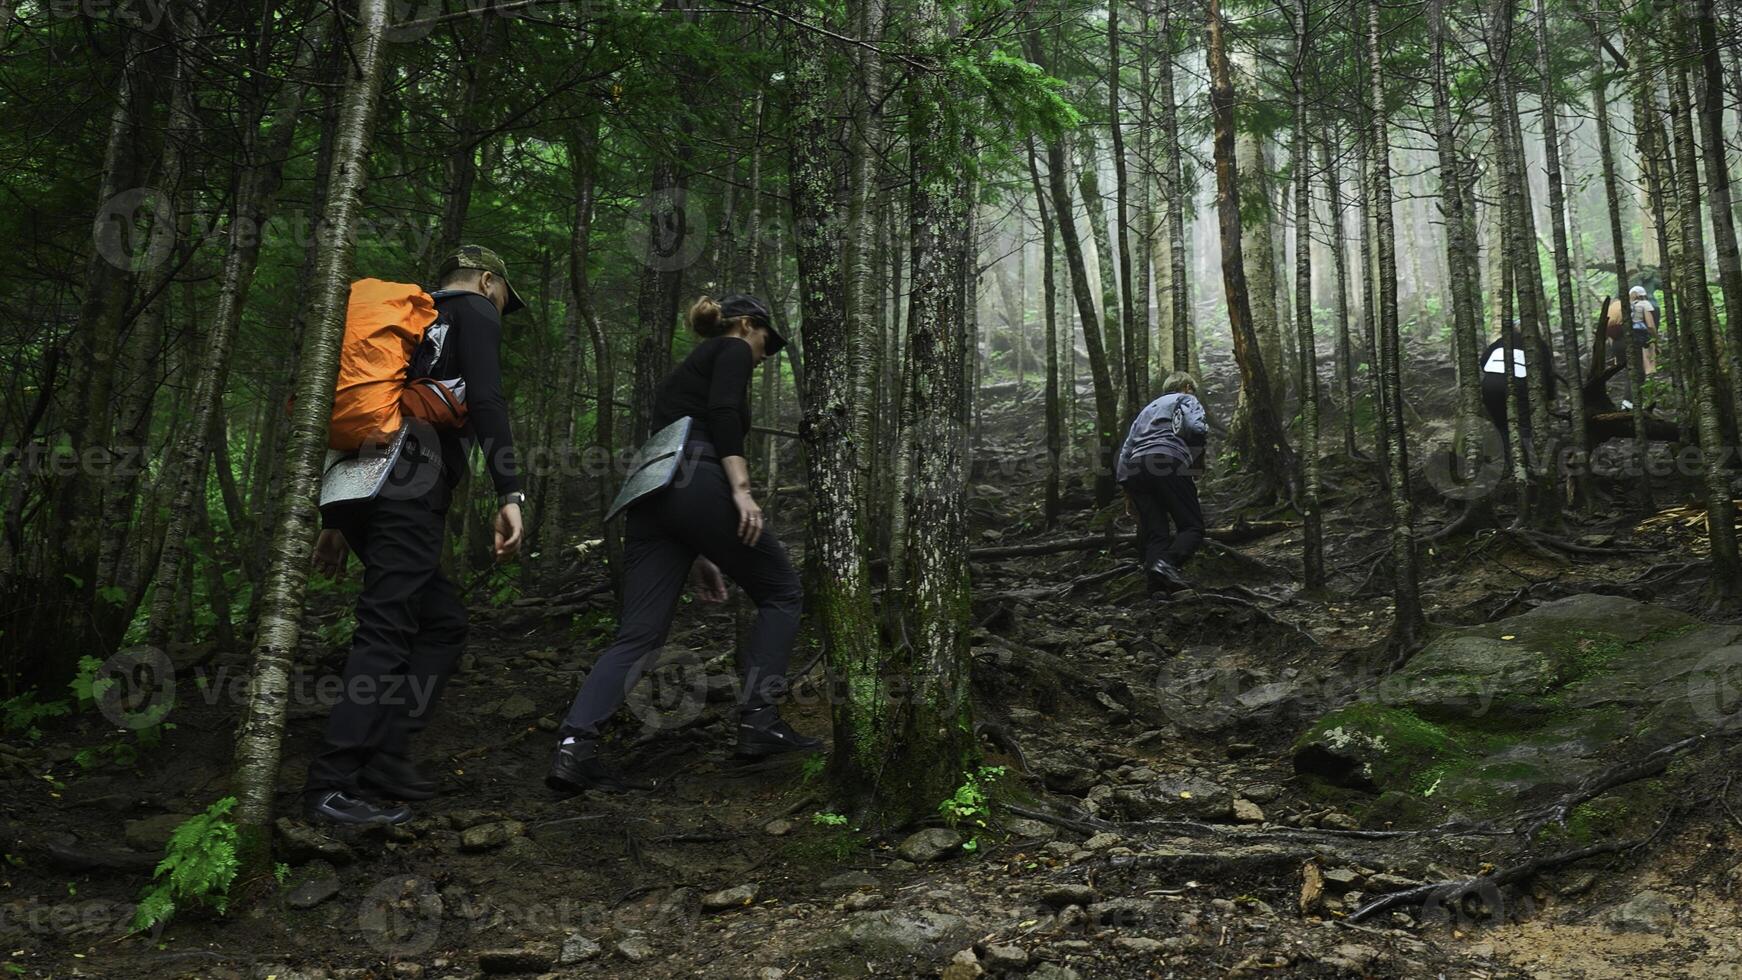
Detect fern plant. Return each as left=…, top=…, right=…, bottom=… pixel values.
left=131, top=796, right=241, bottom=933
left=939, top=765, right=1007, bottom=853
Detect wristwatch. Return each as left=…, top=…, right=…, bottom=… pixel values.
left=499, top=491, right=527, bottom=507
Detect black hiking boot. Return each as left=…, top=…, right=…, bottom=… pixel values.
left=735, top=710, right=825, bottom=757
left=1148, top=558, right=1190, bottom=594
left=302, top=790, right=412, bottom=827
left=546, top=737, right=646, bottom=795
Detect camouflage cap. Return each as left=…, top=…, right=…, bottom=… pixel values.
left=436, top=244, right=527, bottom=315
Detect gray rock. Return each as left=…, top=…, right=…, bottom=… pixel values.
left=819, top=870, right=879, bottom=894
left=897, top=827, right=962, bottom=863
left=617, top=936, right=655, bottom=962
left=274, top=818, right=356, bottom=865
left=123, top=813, right=195, bottom=852
left=287, top=875, right=342, bottom=910
left=1027, top=964, right=1080, bottom=980
left=763, top=819, right=795, bottom=836
left=1003, top=817, right=1056, bottom=841
left=1110, top=776, right=1232, bottom=821
left=495, top=694, right=538, bottom=719
left=983, top=944, right=1028, bottom=969
left=1605, top=890, right=1677, bottom=933
left=1232, top=799, right=1265, bottom=823
left=845, top=909, right=975, bottom=955
left=459, top=820, right=525, bottom=852
left=558, top=933, right=602, bottom=964
left=1040, top=883, right=1097, bottom=908
left=476, top=946, right=554, bottom=974
left=702, top=883, right=759, bottom=912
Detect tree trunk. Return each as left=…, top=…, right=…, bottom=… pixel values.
left=1151, top=5, right=1189, bottom=372
left=786, top=9, right=886, bottom=817
left=1320, top=138, right=1360, bottom=458
left=1291, top=0, right=1323, bottom=589
left=1027, top=141, right=1064, bottom=527
left=1045, top=136, right=1123, bottom=507
left=1694, top=0, right=1742, bottom=418
left=1208, top=0, right=1297, bottom=501
left=1664, top=39, right=1742, bottom=593
left=1429, top=0, right=1486, bottom=511
left=1075, top=132, right=1125, bottom=408
left=1366, top=0, right=1426, bottom=649
left=1590, top=23, right=1653, bottom=513
left=1532, top=0, right=1589, bottom=507
left=1109, top=3, right=1144, bottom=425
left=880, top=0, right=976, bottom=825
left=230, top=0, right=390, bottom=868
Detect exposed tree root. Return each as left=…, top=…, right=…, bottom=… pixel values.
left=1346, top=839, right=1632, bottom=924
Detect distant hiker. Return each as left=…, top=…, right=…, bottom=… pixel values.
left=547, top=294, right=817, bottom=796
left=302, top=245, right=529, bottom=827
left=1628, top=285, right=1659, bottom=376
left=1118, top=371, right=1209, bottom=597
left=1479, top=323, right=1555, bottom=457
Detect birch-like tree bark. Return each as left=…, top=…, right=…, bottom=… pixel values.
left=230, top=0, right=391, bottom=865
left=1532, top=0, right=1588, bottom=507
left=1365, top=0, right=1425, bottom=649
left=884, top=0, right=975, bottom=823
left=1320, top=138, right=1359, bottom=459
left=1027, top=140, right=1064, bottom=527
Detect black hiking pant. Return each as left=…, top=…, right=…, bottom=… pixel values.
left=1480, top=372, right=1534, bottom=458
left=304, top=442, right=465, bottom=794
left=1123, top=455, right=1205, bottom=578
left=560, top=453, right=802, bottom=737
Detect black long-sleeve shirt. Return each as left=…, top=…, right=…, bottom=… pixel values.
left=433, top=290, right=520, bottom=494
left=651, top=336, right=754, bottom=459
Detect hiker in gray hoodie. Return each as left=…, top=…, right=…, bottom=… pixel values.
left=1117, top=371, right=1209, bottom=596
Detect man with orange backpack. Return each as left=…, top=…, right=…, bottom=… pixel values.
left=301, top=245, right=527, bottom=827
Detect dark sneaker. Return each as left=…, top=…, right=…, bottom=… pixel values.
left=302, top=790, right=412, bottom=827
left=360, top=753, right=437, bottom=801
left=735, top=717, right=825, bottom=757
left=546, top=738, right=644, bottom=795
left=1148, top=559, right=1190, bottom=594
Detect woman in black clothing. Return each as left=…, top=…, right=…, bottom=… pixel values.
left=547, top=294, right=820, bottom=795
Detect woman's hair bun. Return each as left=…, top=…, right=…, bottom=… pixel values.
left=689, top=295, right=725, bottom=337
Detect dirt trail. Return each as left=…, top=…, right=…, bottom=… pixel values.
left=4, top=357, right=1740, bottom=979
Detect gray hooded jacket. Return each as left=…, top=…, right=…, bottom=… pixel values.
left=1117, top=392, right=1207, bottom=482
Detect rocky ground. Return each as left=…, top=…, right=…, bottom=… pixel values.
left=5, top=344, right=1742, bottom=979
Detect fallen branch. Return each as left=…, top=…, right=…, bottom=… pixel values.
left=1347, top=839, right=1630, bottom=923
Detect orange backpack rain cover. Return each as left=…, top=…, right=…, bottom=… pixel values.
left=329, top=279, right=440, bottom=451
